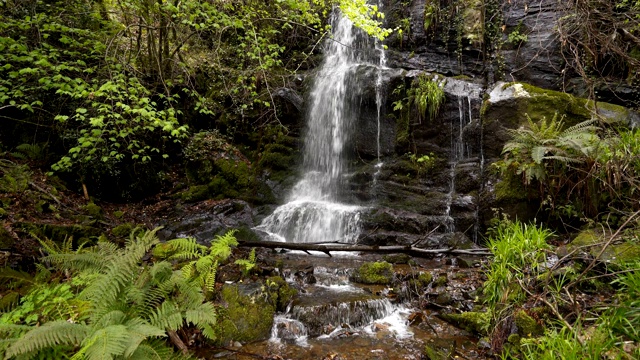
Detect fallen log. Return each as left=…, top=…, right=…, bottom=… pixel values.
left=237, top=240, right=491, bottom=257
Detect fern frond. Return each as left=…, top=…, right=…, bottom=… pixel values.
left=80, top=324, right=130, bottom=360
left=0, top=291, right=20, bottom=312
left=203, top=263, right=217, bottom=294
left=166, top=237, right=206, bottom=261
left=130, top=340, right=184, bottom=360
left=209, top=230, right=238, bottom=260
left=44, top=252, right=110, bottom=273
left=91, top=310, right=127, bottom=329
left=0, top=267, right=35, bottom=285
left=122, top=322, right=166, bottom=358
left=185, top=302, right=217, bottom=328
left=149, top=301, right=183, bottom=331
left=4, top=321, right=88, bottom=358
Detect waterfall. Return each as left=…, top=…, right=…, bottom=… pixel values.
left=443, top=95, right=473, bottom=232
left=256, top=9, right=382, bottom=244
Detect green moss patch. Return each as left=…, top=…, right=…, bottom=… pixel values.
left=439, top=311, right=490, bottom=335
left=350, top=261, right=394, bottom=285
left=216, top=283, right=275, bottom=345
left=514, top=310, right=543, bottom=336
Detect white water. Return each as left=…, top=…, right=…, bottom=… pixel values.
left=257, top=10, right=384, bottom=244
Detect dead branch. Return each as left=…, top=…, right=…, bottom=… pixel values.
left=237, top=240, right=491, bottom=257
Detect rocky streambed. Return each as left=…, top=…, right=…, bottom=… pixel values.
left=205, top=250, right=489, bottom=360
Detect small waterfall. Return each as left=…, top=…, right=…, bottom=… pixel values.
left=257, top=9, right=383, bottom=244
left=443, top=95, right=473, bottom=232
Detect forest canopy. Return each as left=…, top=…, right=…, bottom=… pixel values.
left=0, top=0, right=390, bottom=197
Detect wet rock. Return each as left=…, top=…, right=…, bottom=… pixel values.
left=156, top=199, right=255, bottom=243
left=423, top=338, right=456, bottom=360
left=456, top=256, right=480, bottom=268
left=501, top=0, right=566, bottom=89
left=482, top=82, right=640, bottom=159
left=435, top=292, right=453, bottom=306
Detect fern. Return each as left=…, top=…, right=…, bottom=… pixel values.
left=4, top=321, right=88, bottom=358
left=209, top=230, right=238, bottom=260
left=5, top=227, right=218, bottom=359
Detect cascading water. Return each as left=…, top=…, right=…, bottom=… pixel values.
left=256, top=9, right=383, bottom=244
left=443, top=95, right=473, bottom=232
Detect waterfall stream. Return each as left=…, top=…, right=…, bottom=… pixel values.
left=256, top=9, right=384, bottom=244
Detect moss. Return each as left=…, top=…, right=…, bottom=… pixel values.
left=111, top=223, right=135, bottom=238
left=569, top=229, right=640, bottom=265
left=508, top=333, right=521, bottom=344
left=113, top=210, right=124, bottom=219
left=439, top=311, right=490, bottom=335
left=180, top=185, right=210, bottom=202
left=151, top=242, right=175, bottom=260
left=83, top=202, right=103, bottom=219
left=0, top=207, right=6, bottom=218
left=383, top=253, right=412, bottom=264
left=266, top=276, right=298, bottom=311
left=433, top=274, right=448, bottom=287
left=409, top=271, right=433, bottom=291
left=18, top=222, right=100, bottom=246
left=495, top=172, right=530, bottom=202
left=216, top=284, right=275, bottom=345
left=423, top=344, right=451, bottom=360
left=418, top=272, right=433, bottom=286
left=514, top=310, right=543, bottom=336
left=350, top=261, right=394, bottom=285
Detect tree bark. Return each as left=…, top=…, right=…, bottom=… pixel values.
left=237, top=240, right=491, bottom=257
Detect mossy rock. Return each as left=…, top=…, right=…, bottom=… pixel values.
left=383, top=253, right=412, bottom=264
left=216, top=283, right=275, bottom=345
left=486, top=81, right=636, bottom=128
left=266, top=276, right=297, bottom=311
left=514, top=310, right=543, bottom=337
left=82, top=202, right=103, bottom=219
left=350, top=261, right=394, bottom=285
left=439, top=311, right=490, bottom=335
left=111, top=223, right=136, bottom=238
left=569, top=229, right=640, bottom=266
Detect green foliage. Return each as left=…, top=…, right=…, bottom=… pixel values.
left=483, top=220, right=552, bottom=310
left=2, top=228, right=217, bottom=359
left=507, top=23, right=528, bottom=45
left=235, top=248, right=257, bottom=277
left=496, top=111, right=640, bottom=218
left=521, top=325, right=612, bottom=360
left=0, top=0, right=392, bottom=196
left=408, top=152, right=437, bottom=176
left=165, top=230, right=238, bottom=296
left=423, top=1, right=439, bottom=31
left=409, top=74, right=445, bottom=123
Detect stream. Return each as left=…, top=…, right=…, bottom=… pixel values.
left=207, top=252, right=488, bottom=360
